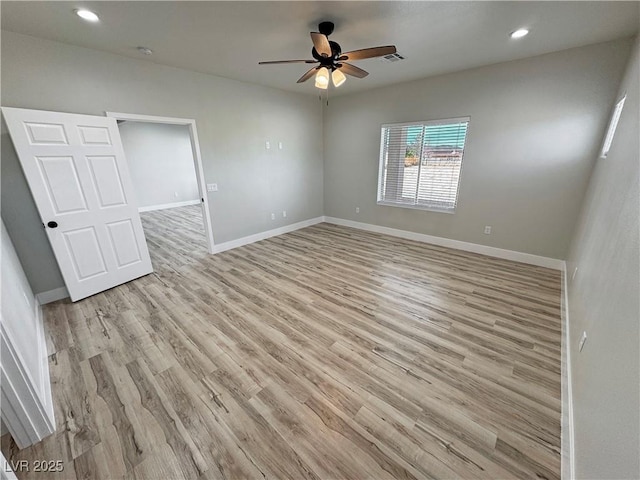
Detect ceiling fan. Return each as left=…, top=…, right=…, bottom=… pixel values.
left=259, top=21, right=397, bottom=89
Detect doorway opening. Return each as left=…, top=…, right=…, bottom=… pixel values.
left=106, top=112, right=215, bottom=263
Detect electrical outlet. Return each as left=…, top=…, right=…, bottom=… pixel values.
left=282, top=210, right=287, bottom=218
left=271, top=213, right=275, bottom=220
left=207, top=183, right=218, bottom=192
left=579, top=331, right=587, bottom=352
left=278, top=142, right=283, bottom=150
left=265, top=141, right=271, bottom=150
left=484, top=226, right=492, bottom=235
left=356, top=207, right=360, bottom=214
left=174, top=191, right=179, bottom=198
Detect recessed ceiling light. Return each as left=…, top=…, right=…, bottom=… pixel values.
left=75, top=9, right=99, bottom=22
left=137, top=47, right=153, bottom=56
left=510, top=28, right=529, bottom=39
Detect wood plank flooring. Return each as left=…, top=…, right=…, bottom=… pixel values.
left=1, top=205, right=562, bottom=479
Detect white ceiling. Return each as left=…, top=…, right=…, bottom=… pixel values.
left=2, top=1, right=638, bottom=96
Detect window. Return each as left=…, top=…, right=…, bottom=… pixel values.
left=600, top=95, right=626, bottom=158
left=377, top=117, right=469, bottom=213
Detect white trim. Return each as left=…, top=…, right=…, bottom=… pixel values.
left=106, top=111, right=216, bottom=254
left=35, top=304, right=54, bottom=425
left=0, top=321, right=56, bottom=449
left=1, top=452, right=18, bottom=480
left=376, top=200, right=456, bottom=214
left=107, top=112, right=196, bottom=125
left=213, top=217, right=324, bottom=254
left=0, top=220, right=55, bottom=451
left=323, top=216, right=564, bottom=270
left=35, top=286, right=69, bottom=305
left=381, top=116, right=470, bottom=128
left=561, top=262, right=575, bottom=479
left=138, top=199, right=200, bottom=213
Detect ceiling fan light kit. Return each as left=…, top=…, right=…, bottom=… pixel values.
left=259, top=21, right=397, bottom=90
left=331, top=69, right=346, bottom=87
left=315, top=67, right=330, bottom=89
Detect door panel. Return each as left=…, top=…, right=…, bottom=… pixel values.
left=37, top=156, right=89, bottom=213
left=25, top=121, right=69, bottom=145
left=87, top=155, right=127, bottom=207
left=63, top=227, right=108, bottom=279
left=106, top=219, right=142, bottom=267
left=78, top=125, right=112, bottom=145
left=2, top=107, right=153, bottom=301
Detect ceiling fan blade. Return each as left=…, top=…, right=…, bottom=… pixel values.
left=310, top=32, right=331, bottom=57
left=297, top=66, right=319, bottom=83
left=259, top=60, right=318, bottom=65
left=338, top=62, right=369, bottom=78
left=340, top=45, right=397, bottom=61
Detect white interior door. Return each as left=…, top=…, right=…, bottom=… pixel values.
left=2, top=107, right=153, bottom=302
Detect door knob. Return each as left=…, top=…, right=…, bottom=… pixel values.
left=47, top=221, right=58, bottom=228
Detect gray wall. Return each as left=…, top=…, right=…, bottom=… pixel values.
left=1, top=31, right=323, bottom=294
left=118, top=122, right=199, bottom=209
left=323, top=39, right=633, bottom=259
left=566, top=37, right=639, bottom=479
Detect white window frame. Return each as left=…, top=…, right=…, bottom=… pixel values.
left=377, top=116, right=470, bottom=214
left=600, top=94, right=626, bottom=158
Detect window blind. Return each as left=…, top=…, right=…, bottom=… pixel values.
left=377, top=117, right=469, bottom=212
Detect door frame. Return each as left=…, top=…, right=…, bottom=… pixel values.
left=0, top=320, right=56, bottom=449
left=106, top=112, right=215, bottom=254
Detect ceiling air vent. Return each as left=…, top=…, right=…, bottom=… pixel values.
left=381, top=52, right=405, bottom=63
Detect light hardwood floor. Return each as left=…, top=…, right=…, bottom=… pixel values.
left=2, top=205, right=562, bottom=479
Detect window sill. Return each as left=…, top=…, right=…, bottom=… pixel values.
left=377, top=201, right=456, bottom=214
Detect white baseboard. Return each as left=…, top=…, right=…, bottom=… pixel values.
left=212, top=216, right=324, bottom=254
left=561, top=262, right=575, bottom=479
left=138, top=199, right=201, bottom=213
left=323, top=216, right=564, bottom=270
left=35, top=286, right=69, bottom=305
left=33, top=215, right=322, bottom=300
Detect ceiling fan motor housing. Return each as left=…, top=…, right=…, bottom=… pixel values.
left=312, top=40, right=342, bottom=68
